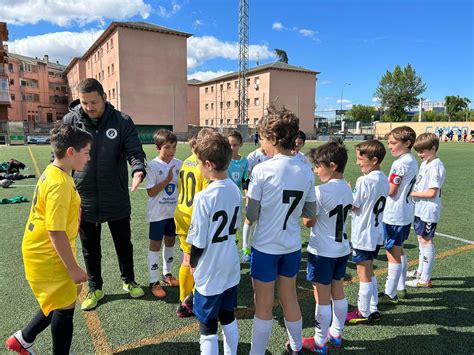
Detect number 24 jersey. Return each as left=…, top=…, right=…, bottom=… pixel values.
left=307, top=179, right=353, bottom=258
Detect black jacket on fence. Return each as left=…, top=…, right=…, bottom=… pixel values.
left=63, top=99, right=146, bottom=223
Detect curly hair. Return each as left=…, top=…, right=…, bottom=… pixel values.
left=258, top=106, right=299, bottom=150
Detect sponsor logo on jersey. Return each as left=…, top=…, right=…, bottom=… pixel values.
left=165, top=183, right=176, bottom=196
left=106, top=128, right=118, bottom=139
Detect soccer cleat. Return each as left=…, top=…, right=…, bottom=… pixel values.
left=150, top=282, right=166, bottom=299
left=241, top=247, right=251, bottom=262
left=301, top=337, right=327, bottom=354
left=378, top=292, right=399, bottom=305
left=5, top=331, right=36, bottom=354
left=398, top=289, right=408, bottom=299
left=369, top=311, right=381, bottom=322
left=123, top=281, right=145, bottom=298
left=405, top=279, right=432, bottom=288
left=345, top=308, right=370, bottom=325
left=407, top=269, right=421, bottom=278
left=161, top=274, right=179, bottom=287
left=284, top=341, right=303, bottom=354
left=176, top=293, right=194, bottom=318
left=328, top=332, right=343, bottom=347
left=81, top=289, right=105, bottom=311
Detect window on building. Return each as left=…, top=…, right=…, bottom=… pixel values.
left=101, top=70, right=104, bottom=79
left=110, top=38, right=114, bottom=48
left=220, top=102, right=223, bottom=109
left=94, top=54, right=96, bottom=62
left=254, top=97, right=260, bottom=106
left=205, top=119, right=209, bottom=125
left=9, top=79, right=14, bottom=85
left=205, top=87, right=208, bottom=94
left=254, top=77, right=260, bottom=85
left=87, top=60, right=90, bottom=68
left=106, top=43, right=109, bottom=52
left=10, top=94, right=15, bottom=101
left=227, top=82, right=231, bottom=90
left=20, top=62, right=33, bottom=72
left=108, top=66, right=110, bottom=76
left=227, top=119, right=231, bottom=124
left=8, top=63, right=14, bottom=72
left=211, top=120, right=214, bottom=125
left=111, top=63, right=114, bottom=74
left=220, top=119, right=223, bottom=124
left=112, top=88, right=115, bottom=99
left=234, top=119, right=238, bottom=124
left=246, top=98, right=250, bottom=106
left=226, top=101, right=231, bottom=108
left=20, top=79, right=28, bottom=86
left=31, top=80, right=38, bottom=88
left=234, top=100, right=238, bottom=108
left=108, top=90, right=111, bottom=98
left=211, top=86, right=214, bottom=93
left=211, top=103, right=214, bottom=110
left=246, top=78, right=250, bottom=86
left=205, top=103, right=209, bottom=110
left=234, top=81, right=238, bottom=88
left=220, top=84, right=223, bottom=91
left=254, top=117, right=259, bottom=123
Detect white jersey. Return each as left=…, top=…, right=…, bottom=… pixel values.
left=247, top=148, right=270, bottom=175
left=307, top=179, right=353, bottom=258
left=413, top=158, right=446, bottom=223
left=247, top=154, right=316, bottom=254
left=145, top=157, right=182, bottom=222
left=351, top=171, right=390, bottom=251
left=186, top=179, right=241, bottom=296
left=383, top=153, right=418, bottom=226
left=294, top=151, right=312, bottom=170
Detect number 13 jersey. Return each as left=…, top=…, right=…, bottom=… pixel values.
left=383, top=153, right=418, bottom=226
left=307, top=179, right=353, bottom=258
left=247, top=154, right=316, bottom=255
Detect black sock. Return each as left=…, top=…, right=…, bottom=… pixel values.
left=22, top=309, right=53, bottom=343
left=51, top=308, right=75, bottom=355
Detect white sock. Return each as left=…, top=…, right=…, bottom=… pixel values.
left=250, top=317, right=272, bottom=355
left=384, top=263, right=402, bottom=298
left=222, top=320, right=239, bottom=355
left=13, top=330, right=34, bottom=349
left=329, top=298, right=348, bottom=338
left=369, top=276, right=379, bottom=313
left=421, top=244, right=435, bottom=282
left=417, top=241, right=424, bottom=275
left=284, top=318, right=302, bottom=352
left=162, top=246, right=174, bottom=276
left=200, top=334, right=219, bottom=355
left=148, top=250, right=160, bottom=283
left=397, top=254, right=408, bottom=291
left=242, top=223, right=251, bottom=249
left=314, top=304, right=331, bottom=346
left=358, top=282, right=371, bottom=317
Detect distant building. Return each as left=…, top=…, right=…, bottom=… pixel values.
left=197, top=62, right=320, bottom=135
left=0, top=22, right=9, bottom=122
left=187, top=79, right=201, bottom=126
left=65, top=21, right=191, bottom=135
left=7, top=53, right=68, bottom=122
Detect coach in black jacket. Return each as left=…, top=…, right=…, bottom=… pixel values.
left=63, top=78, right=146, bottom=310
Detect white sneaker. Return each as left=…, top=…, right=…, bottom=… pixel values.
left=405, top=279, right=432, bottom=288
left=5, top=330, right=37, bottom=354
left=406, top=269, right=421, bottom=278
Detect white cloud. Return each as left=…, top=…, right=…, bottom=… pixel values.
left=7, top=29, right=104, bottom=65
left=272, top=22, right=284, bottom=30
left=0, top=0, right=150, bottom=26
left=318, top=96, right=333, bottom=100
left=157, top=1, right=183, bottom=18
left=192, top=19, right=204, bottom=28
left=344, top=104, right=353, bottom=109
left=336, top=99, right=352, bottom=104
left=188, top=70, right=233, bottom=82
left=318, top=80, right=332, bottom=86
left=187, top=36, right=275, bottom=69
left=372, top=97, right=381, bottom=102
left=299, top=29, right=316, bottom=37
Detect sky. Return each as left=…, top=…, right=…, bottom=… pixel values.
left=2, top=0, right=473, bottom=117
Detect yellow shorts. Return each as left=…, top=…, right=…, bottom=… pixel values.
left=28, top=278, right=78, bottom=316
left=179, top=234, right=192, bottom=254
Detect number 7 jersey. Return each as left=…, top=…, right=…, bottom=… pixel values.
left=307, top=179, right=353, bottom=258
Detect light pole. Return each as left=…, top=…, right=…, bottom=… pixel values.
left=340, top=82, right=351, bottom=122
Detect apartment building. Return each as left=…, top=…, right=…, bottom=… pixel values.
left=0, top=22, right=9, bottom=122
left=65, top=21, right=191, bottom=134
left=7, top=53, right=68, bottom=122
left=187, top=79, right=201, bottom=126
left=198, top=61, right=319, bottom=135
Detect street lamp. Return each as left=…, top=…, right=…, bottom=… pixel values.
left=340, top=82, right=351, bottom=122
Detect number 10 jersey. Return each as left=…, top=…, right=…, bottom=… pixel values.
left=307, top=179, right=353, bottom=258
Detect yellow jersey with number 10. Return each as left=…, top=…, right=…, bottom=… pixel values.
left=174, top=154, right=208, bottom=235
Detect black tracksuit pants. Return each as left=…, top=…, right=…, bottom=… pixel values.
left=79, top=217, right=135, bottom=290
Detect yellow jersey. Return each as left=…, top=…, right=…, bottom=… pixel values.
left=174, top=154, right=208, bottom=235
left=22, top=164, right=81, bottom=281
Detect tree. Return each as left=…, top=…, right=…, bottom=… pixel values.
left=346, top=104, right=376, bottom=123
left=374, top=64, right=426, bottom=122
left=445, top=95, right=471, bottom=121
left=273, top=48, right=288, bottom=63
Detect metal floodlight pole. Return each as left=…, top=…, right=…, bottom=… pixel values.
left=340, top=82, right=351, bottom=122
left=237, top=0, right=249, bottom=125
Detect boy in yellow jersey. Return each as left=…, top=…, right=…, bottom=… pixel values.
left=175, top=130, right=211, bottom=317
left=5, top=123, right=92, bottom=355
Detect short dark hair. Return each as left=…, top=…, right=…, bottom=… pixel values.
left=153, top=129, right=177, bottom=148
left=296, top=130, right=306, bottom=143
left=50, top=122, right=92, bottom=159
left=414, top=132, right=439, bottom=152
left=228, top=130, right=243, bottom=145
left=258, top=106, right=299, bottom=150
left=355, top=139, right=386, bottom=164
left=77, top=78, right=104, bottom=96
left=309, top=140, right=348, bottom=173
left=388, top=126, right=417, bottom=149
left=195, top=132, right=232, bottom=171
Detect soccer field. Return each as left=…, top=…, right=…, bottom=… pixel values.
left=1, top=141, right=473, bottom=354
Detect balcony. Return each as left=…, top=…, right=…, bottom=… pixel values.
left=0, top=76, right=11, bottom=105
